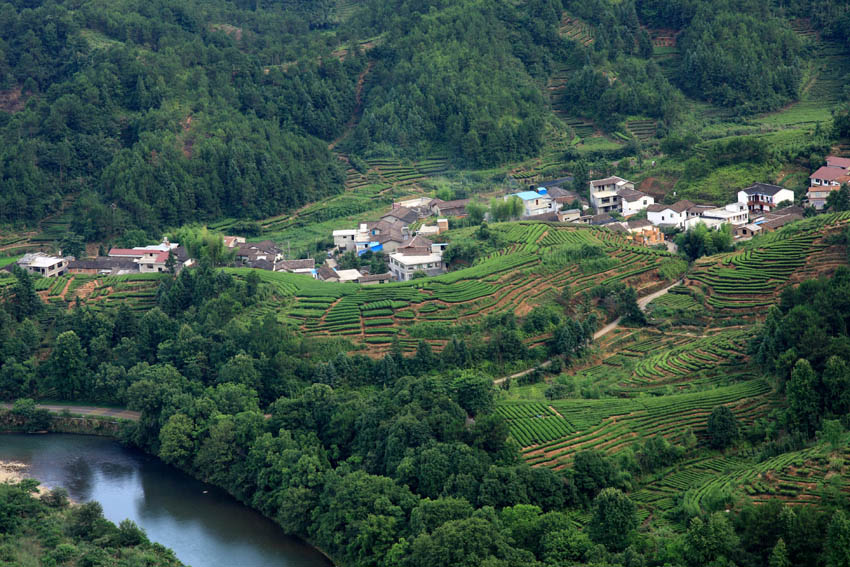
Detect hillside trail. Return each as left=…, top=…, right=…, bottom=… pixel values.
left=492, top=279, right=683, bottom=385
left=328, top=61, right=374, bottom=150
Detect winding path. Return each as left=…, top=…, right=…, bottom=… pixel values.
left=493, top=279, right=683, bottom=385
left=1, top=403, right=140, bottom=421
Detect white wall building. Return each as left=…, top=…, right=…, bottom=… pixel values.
left=16, top=253, right=69, bottom=277
left=619, top=189, right=655, bottom=216
left=505, top=189, right=556, bottom=217
left=737, top=184, right=795, bottom=214
left=389, top=251, right=446, bottom=281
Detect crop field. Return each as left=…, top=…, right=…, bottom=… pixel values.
left=505, top=379, right=774, bottom=469
left=632, top=439, right=850, bottom=516
left=685, top=212, right=850, bottom=315
left=216, top=222, right=674, bottom=353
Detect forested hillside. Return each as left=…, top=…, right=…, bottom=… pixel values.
left=2, top=0, right=850, bottom=242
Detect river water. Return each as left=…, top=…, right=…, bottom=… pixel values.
left=0, top=433, right=331, bottom=567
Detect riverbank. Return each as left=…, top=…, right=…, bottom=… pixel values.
left=0, top=459, right=28, bottom=483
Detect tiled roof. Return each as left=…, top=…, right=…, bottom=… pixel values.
left=826, top=156, right=850, bottom=169
left=617, top=188, right=649, bottom=202
left=742, top=183, right=790, bottom=196
left=590, top=176, right=628, bottom=187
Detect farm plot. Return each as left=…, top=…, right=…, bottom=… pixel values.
left=237, top=222, right=673, bottom=351
left=619, top=329, right=752, bottom=391
left=514, top=379, right=773, bottom=469
left=687, top=213, right=850, bottom=313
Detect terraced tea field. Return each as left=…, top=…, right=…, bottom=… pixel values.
left=686, top=212, right=850, bottom=316
left=504, top=379, right=774, bottom=469
left=217, top=222, right=674, bottom=354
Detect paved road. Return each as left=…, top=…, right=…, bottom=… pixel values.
left=493, top=279, right=683, bottom=385
left=1, top=403, right=140, bottom=421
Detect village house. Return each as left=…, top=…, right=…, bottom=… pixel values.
left=108, top=239, right=193, bottom=274
left=623, top=219, right=664, bottom=246
left=381, top=206, right=420, bottom=226
left=809, top=155, right=850, bottom=187
left=68, top=257, right=137, bottom=275
left=735, top=207, right=803, bottom=239
left=544, top=186, right=588, bottom=211
left=683, top=203, right=749, bottom=230
left=16, top=252, right=69, bottom=277
left=275, top=258, right=316, bottom=276
left=618, top=189, right=655, bottom=217
left=222, top=235, right=246, bottom=249
left=388, top=235, right=446, bottom=281
left=647, top=200, right=695, bottom=229
left=807, top=156, right=850, bottom=210
left=737, top=183, right=795, bottom=214
left=358, top=272, right=392, bottom=285
left=589, top=176, right=635, bottom=214
left=430, top=198, right=470, bottom=217
left=234, top=240, right=281, bottom=268
left=558, top=209, right=582, bottom=222
left=505, top=189, right=556, bottom=217
left=735, top=223, right=762, bottom=239
left=576, top=212, right=617, bottom=226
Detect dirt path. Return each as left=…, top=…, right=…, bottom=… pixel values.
left=493, top=279, right=682, bottom=385
left=328, top=61, right=374, bottom=150
left=0, top=403, right=140, bottom=421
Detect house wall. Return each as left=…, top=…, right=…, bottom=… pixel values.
left=389, top=257, right=446, bottom=281
left=21, top=260, right=67, bottom=278
left=648, top=209, right=684, bottom=228
left=621, top=195, right=654, bottom=216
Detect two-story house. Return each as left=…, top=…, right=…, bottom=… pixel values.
left=505, top=189, right=556, bottom=217
left=647, top=200, right=695, bottom=229
left=16, top=253, right=69, bottom=277
left=737, top=183, right=795, bottom=214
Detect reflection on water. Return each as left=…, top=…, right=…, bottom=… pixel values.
left=0, top=434, right=331, bottom=567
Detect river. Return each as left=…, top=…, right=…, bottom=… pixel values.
left=0, top=433, right=331, bottom=567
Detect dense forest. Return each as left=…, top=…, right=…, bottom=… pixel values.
left=2, top=0, right=850, bottom=237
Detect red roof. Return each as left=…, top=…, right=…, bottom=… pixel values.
left=810, top=166, right=846, bottom=181
left=826, top=156, right=850, bottom=169
left=108, top=248, right=147, bottom=257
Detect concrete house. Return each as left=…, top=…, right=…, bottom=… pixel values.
left=683, top=203, right=749, bottom=230
left=647, top=200, right=695, bottom=229
left=430, top=198, right=471, bottom=217
left=16, top=253, right=69, bottom=277
left=589, top=176, right=634, bottom=214
left=505, top=189, right=556, bottom=217
left=618, top=189, right=655, bottom=216
left=737, top=183, right=795, bottom=214
left=381, top=206, right=420, bottom=225
left=234, top=241, right=281, bottom=268
left=388, top=236, right=446, bottom=281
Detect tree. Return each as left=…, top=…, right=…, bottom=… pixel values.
left=769, top=538, right=791, bottom=567
left=819, top=419, right=844, bottom=450
left=158, top=413, right=196, bottom=469
left=465, top=202, right=485, bottom=225
left=706, top=406, right=739, bottom=449
left=452, top=372, right=494, bottom=415
left=59, top=233, right=85, bottom=258
left=826, top=184, right=850, bottom=212
left=684, top=513, right=739, bottom=567
left=825, top=510, right=850, bottom=567
left=44, top=331, right=86, bottom=400
left=7, top=267, right=41, bottom=321
left=588, top=488, right=637, bottom=552
left=787, top=359, right=821, bottom=436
